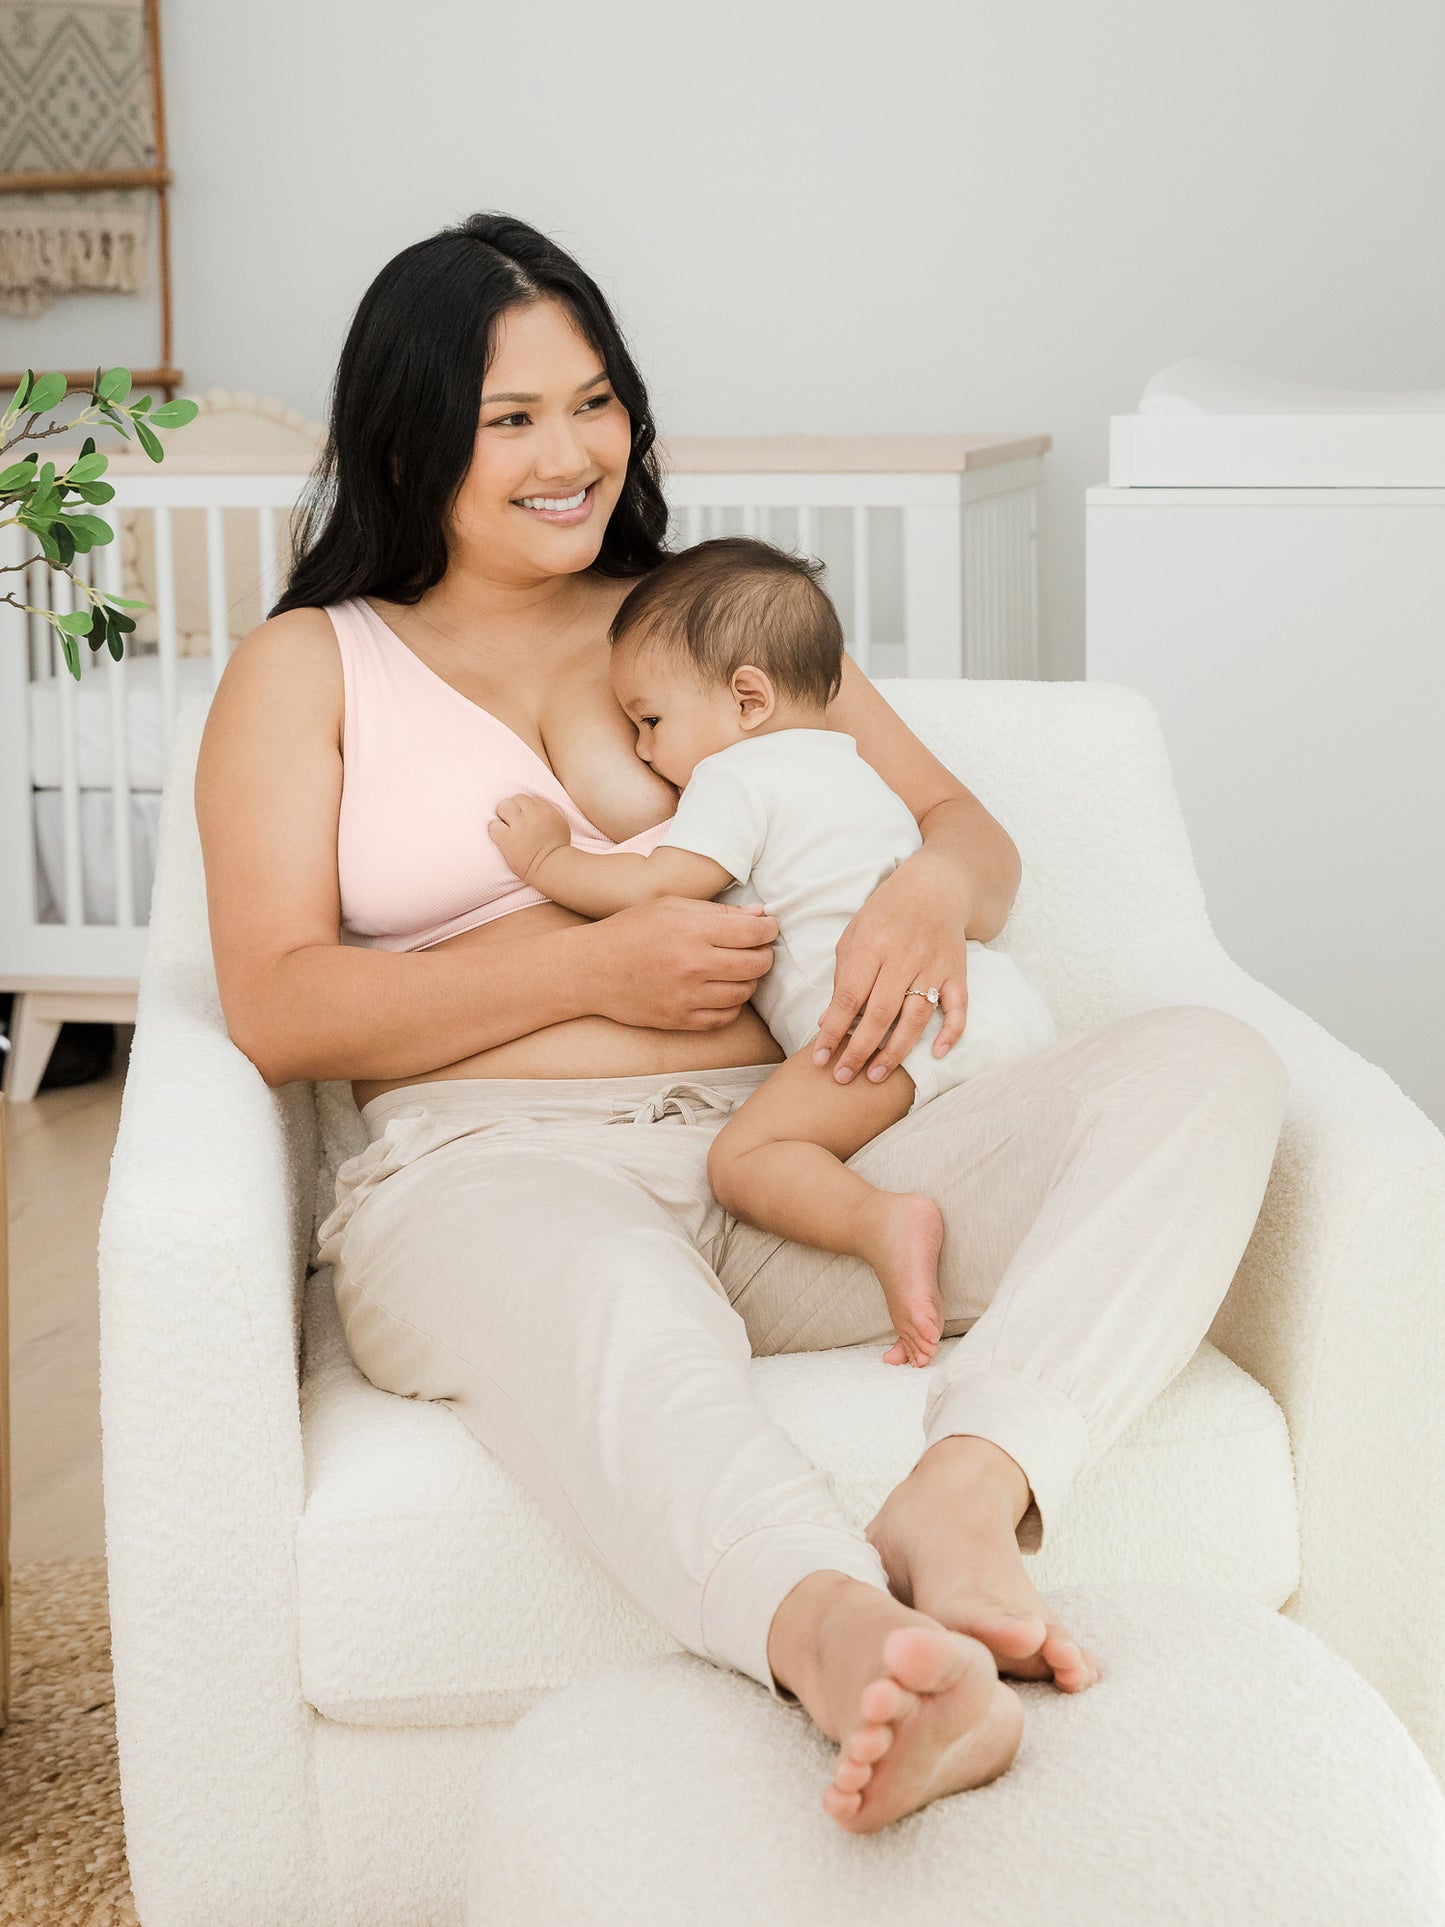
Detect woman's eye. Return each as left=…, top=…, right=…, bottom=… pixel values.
left=490, top=413, right=528, bottom=429
left=580, top=394, right=613, bottom=412
left=641, top=716, right=660, bottom=727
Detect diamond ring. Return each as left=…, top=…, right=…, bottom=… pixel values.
left=904, top=986, right=940, bottom=1006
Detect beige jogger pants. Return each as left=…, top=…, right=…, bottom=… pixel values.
left=315, top=1004, right=1288, bottom=1702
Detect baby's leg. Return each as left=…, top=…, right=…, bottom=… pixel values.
left=708, top=1046, right=944, bottom=1368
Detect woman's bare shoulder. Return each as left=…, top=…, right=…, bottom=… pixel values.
left=209, top=605, right=343, bottom=744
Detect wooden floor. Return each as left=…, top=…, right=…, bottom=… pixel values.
left=5, top=1029, right=133, bottom=1565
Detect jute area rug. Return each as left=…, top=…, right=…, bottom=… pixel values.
left=0, top=1557, right=139, bottom=1926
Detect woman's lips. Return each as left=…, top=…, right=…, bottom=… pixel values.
left=513, top=481, right=596, bottom=526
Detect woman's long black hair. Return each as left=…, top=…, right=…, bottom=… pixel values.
left=271, top=212, right=671, bottom=614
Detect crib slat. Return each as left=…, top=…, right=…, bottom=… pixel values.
left=796, top=505, right=815, bottom=561
left=153, top=506, right=179, bottom=751
left=206, top=505, right=229, bottom=681
left=258, top=505, right=279, bottom=618
left=850, top=505, right=872, bottom=672
left=49, top=570, right=85, bottom=925
left=100, top=535, right=136, bottom=926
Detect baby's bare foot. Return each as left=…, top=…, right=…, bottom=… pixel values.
left=855, top=1191, right=945, bottom=1368
left=820, top=1622, right=1023, bottom=1832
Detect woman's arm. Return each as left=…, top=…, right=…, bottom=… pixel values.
left=813, top=655, right=1023, bottom=1085
left=196, top=616, right=775, bottom=1087
left=489, top=793, right=731, bottom=920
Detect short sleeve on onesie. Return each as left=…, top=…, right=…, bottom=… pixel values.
left=655, top=750, right=769, bottom=886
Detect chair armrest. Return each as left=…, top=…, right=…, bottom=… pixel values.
left=97, top=952, right=327, bottom=1919
left=1109, top=926, right=1445, bottom=1777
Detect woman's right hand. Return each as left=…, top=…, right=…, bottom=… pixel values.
left=586, top=897, right=779, bottom=1030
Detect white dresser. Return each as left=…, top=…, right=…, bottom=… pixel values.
left=1085, top=361, right=1445, bottom=1130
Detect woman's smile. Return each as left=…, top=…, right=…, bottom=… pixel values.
left=512, top=480, right=599, bottom=524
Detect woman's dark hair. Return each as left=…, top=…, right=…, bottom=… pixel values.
left=271, top=212, right=670, bottom=614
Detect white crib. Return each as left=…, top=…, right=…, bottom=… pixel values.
left=0, top=432, right=1048, bottom=1098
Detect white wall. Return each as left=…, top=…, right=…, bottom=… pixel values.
left=6, top=0, right=1444, bottom=1115
left=7, top=0, right=1443, bottom=682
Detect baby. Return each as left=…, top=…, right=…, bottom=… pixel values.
left=488, top=537, right=1057, bottom=1367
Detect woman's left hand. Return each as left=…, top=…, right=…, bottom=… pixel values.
left=811, top=853, right=972, bottom=1084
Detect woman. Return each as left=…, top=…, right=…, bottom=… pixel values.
left=195, top=212, right=1289, bottom=1835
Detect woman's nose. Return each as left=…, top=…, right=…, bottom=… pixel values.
left=532, top=414, right=589, bottom=481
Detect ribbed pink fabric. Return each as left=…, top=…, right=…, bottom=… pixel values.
left=328, top=596, right=673, bottom=952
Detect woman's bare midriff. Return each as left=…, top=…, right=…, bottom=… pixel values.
left=350, top=898, right=785, bottom=1111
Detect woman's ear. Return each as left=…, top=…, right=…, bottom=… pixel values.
left=731, top=664, right=776, bottom=731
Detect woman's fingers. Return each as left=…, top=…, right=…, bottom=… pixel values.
left=861, top=979, right=937, bottom=1083
left=812, top=975, right=871, bottom=1067
left=934, top=976, right=969, bottom=1054
left=829, top=967, right=916, bottom=1083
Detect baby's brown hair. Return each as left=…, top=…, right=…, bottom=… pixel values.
left=608, top=536, right=845, bottom=706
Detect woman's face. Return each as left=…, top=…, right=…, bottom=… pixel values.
left=448, top=296, right=634, bottom=584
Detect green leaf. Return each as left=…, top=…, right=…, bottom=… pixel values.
left=98, top=402, right=131, bottom=438
left=98, top=366, right=132, bottom=404
left=16, top=370, right=34, bottom=409
left=87, top=606, right=108, bottom=650
left=62, top=512, right=113, bottom=545
left=132, top=393, right=152, bottom=414
left=106, top=623, right=126, bottom=663
left=74, top=481, right=116, bottom=504
left=27, top=371, right=67, bottom=414
left=61, top=632, right=81, bottom=679
left=49, top=521, right=76, bottom=567
left=0, top=452, right=39, bottom=490
left=100, top=592, right=147, bottom=609
left=64, top=452, right=108, bottom=484
left=149, top=397, right=199, bottom=429
left=133, top=418, right=163, bottom=463
left=80, top=434, right=96, bottom=458
left=108, top=608, right=137, bottom=633
left=56, top=609, right=96, bottom=635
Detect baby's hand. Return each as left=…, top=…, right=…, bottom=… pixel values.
left=488, top=793, right=571, bottom=884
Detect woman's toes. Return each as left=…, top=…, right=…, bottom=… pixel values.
left=823, top=1787, right=864, bottom=1824
left=858, top=1676, right=919, bottom=1726
left=833, top=1753, right=874, bottom=1794
left=845, top=1721, right=894, bottom=1766
left=1042, top=1627, right=1100, bottom=1690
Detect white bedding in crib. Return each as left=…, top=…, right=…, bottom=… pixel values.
left=28, top=655, right=217, bottom=790
left=32, top=788, right=163, bottom=926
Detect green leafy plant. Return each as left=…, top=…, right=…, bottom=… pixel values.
left=0, top=367, right=199, bottom=679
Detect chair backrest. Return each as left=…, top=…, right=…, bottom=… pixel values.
left=875, top=678, right=1214, bottom=1032
left=148, top=677, right=1216, bottom=1233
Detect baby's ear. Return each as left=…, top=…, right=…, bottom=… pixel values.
left=732, top=663, right=775, bottom=728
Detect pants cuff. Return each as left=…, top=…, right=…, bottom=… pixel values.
left=921, top=1366, right=1093, bottom=1555
left=700, top=1524, right=892, bottom=1703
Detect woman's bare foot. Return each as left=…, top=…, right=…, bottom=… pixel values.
left=865, top=1435, right=1102, bottom=1692
left=854, top=1191, right=945, bottom=1368
left=769, top=1573, right=1023, bottom=1833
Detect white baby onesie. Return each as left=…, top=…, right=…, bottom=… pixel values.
left=656, top=728, right=1058, bottom=1111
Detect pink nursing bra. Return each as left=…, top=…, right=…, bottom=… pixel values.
left=328, top=596, right=672, bottom=952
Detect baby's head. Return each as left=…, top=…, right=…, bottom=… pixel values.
left=607, top=536, right=844, bottom=788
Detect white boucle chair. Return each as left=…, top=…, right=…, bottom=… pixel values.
left=97, top=679, right=1445, bottom=1927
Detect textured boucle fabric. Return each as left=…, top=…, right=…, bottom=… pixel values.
left=297, top=1270, right=1297, bottom=1724
left=466, top=1585, right=1445, bottom=1927
left=97, top=682, right=1445, bottom=1924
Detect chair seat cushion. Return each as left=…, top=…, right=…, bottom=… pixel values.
left=462, top=1584, right=1445, bottom=1927
left=296, top=1270, right=1299, bottom=1727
